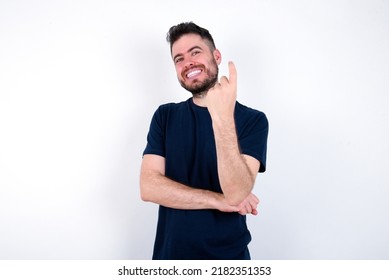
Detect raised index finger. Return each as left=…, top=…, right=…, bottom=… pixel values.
left=228, top=61, right=237, bottom=86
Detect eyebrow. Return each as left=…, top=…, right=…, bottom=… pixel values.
left=173, top=45, right=203, bottom=62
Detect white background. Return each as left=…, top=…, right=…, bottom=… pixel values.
left=0, top=0, right=388, bottom=259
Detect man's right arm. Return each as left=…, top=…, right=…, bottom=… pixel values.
left=140, top=154, right=240, bottom=212
left=140, top=154, right=258, bottom=214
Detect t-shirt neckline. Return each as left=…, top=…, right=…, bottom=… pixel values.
left=189, top=97, right=208, bottom=111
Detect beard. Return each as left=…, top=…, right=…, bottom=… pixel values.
left=179, top=60, right=219, bottom=97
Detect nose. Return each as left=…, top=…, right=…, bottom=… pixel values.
left=183, top=57, right=194, bottom=69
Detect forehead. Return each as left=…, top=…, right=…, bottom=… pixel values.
left=171, top=33, right=210, bottom=57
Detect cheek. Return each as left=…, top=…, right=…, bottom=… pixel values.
left=175, top=66, right=183, bottom=79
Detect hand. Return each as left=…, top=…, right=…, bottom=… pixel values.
left=237, top=193, right=259, bottom=215
left=206, top=61, right=237, bottom=122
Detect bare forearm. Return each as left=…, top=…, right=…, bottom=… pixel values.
left=140, top=169, right=236, bottom=211
left=140, top=154, right=258, bottom=215
left=212, top=118, right=255, bottom=205
left=205, top=62, right=256, bottom=206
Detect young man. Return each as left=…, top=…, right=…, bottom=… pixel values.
left=140, top=22, right=269, bottom=260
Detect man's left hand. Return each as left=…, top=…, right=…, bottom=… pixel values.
left=206, top=61, right=237, bottom=122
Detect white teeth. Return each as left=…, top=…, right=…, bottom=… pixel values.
left=186, top=69, right=201, bottom=78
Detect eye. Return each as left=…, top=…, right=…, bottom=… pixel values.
left=192, top=50, right=200, bottom=56
left=174, top=57, right=183, bottom=64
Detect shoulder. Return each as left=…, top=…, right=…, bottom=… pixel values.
left=235, top=101, right=268, bottom=125
left=155, top=99, right=190, bottom=115
left=149, top=99, right=192, bottom=128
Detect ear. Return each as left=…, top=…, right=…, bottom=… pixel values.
left=213, top=49, right=222, bottom=65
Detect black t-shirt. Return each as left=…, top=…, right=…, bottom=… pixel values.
left=143, top=98, right=268, bottom=259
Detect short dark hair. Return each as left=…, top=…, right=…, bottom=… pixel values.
left=166, top=22, right=216, bottom=53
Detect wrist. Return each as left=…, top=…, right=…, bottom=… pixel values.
left=208, top=191, right=239, bottom=212
left=205, top=191, right=223, bottom=210
left=211, top=116, right=236, bottom=133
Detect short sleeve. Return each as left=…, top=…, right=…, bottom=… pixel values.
left=143, top=106, right=166, bottom=158
left=238, top=111, right=269, bottom=173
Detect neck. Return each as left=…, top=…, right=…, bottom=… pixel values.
left=192, top=93, right=208, bottom=107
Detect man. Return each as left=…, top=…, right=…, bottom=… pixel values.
left=140, top=22, right=268, bottom=260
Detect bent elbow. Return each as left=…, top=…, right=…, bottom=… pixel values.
left=140, top=190, right=149, bottom=202
left=225, top=198, right=242, bottom=207
left=223, top=184, right=253, bottom=206
left=140, top=190, right=153, bottom=203
left=224, top=193, right=246, bottom=207
left=139, top=180, right=153, bottom=202
left=140, top=169, right=164, bottom=204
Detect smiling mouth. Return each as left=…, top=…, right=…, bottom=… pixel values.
left=185, top=69, right=202, bottom=79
